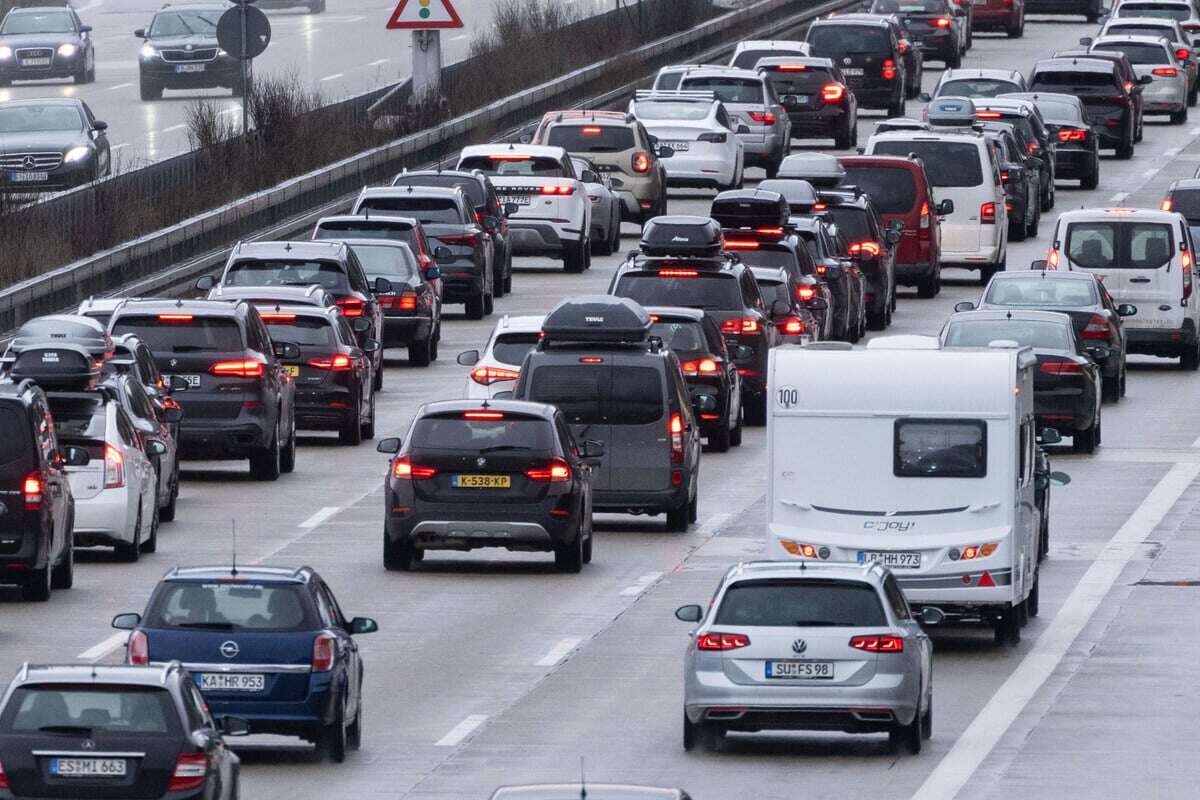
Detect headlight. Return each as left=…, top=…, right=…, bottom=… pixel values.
left=57, top=43, right=77, bottom=58
left=63, top=146, right=90, bottom=164
left=0, top=46, right=12, bottom=59
left=217, top=48, right=227, bottom=57
left=140, top=44, right=157, bottom=59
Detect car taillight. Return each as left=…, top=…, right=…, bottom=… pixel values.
left=526, top=458, right=571, bottom=482
left=797, top=285, right=816, bottom=302
left=1081, top=313, right=1111, bottom=341
left=157, top=313, right=193, bottom=322
left=850, top=635, right=904, bottom=652
left=720, top=318, right=760, bottom=334
left=1000, top=170, right=1010, bottom=183
left=658, top=268, right=699, bottom=277
left=469, top=365, right=520, bottom=385
left=1154, top=67, right=1178, bottom=77
left=312, top=632, right=336, bottom=672
left=881, top=58, right=896, bottom=80
left=748, top=111, right=776, bottom=124
left=209, top=359, right=265, bottom=378
left=919, top=201, right=930, bottom=232
left=848, top=241, right=881, bottom=257
left=128, top=629, right=149, bottom=665
left=980, top=202, right=997, bottom=224
left=1040, top=360, right=1084, bottom=375
left=1058, top=128, right=1088, bottom=142
left=1161, top=198, right=1174, bottom=212
left=669, top=412, right=684, bottom=464
left=820, top=83, right=845, bottom=103
left=104, top=445, right=125, bottom=489
left=23, top=473, right=42, bottom=512
left=392, top=457, right=437, bottom=480
left=0, top=756, right=8, bottom=790
left=259, top=312, right=297, bottom=323
left=697, top=131, right=727, bottom=143
left=1047, top=248, right=1059, bottom=269
left=308, top=354, right=354, bottom=371
left=438, top=232, right=481, bottom=247
left=335, top=297, right=366, bottom=317
left=696, top=632, right=750, bottom=650
left=782, top=317, right=805, bottom=335
left=1177, top=48, right=1191, bottom=60
left=167, top=753, right=208, bottom=793
left=540, top=184, right=575, bottom=195
left=680, top=358, right=720, bottom=375
left=898, top=40, right=908, bottom=54
left=1184, top=250, right=1193, bottom=300
left=1184, top=23, right=1200, bottom=32
left=632, top=151, right=652, bottom=173
left=380, top=291, right=420, bottom=311
left=930, top=16, right=951, bottom=27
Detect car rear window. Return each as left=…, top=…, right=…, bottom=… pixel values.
left=755, top=279, right=792, bottom=309
left=715, top=579, right=888, bottom=627
left=1170, top=188, right=1200, bottom=221
left=1066, top=221, right=1174, bottom=269
left=1028, top=98, right=1084, bottom=124
left=111, top=316, right=244, bottom=353
left=144, top=582, right=317, bottom=631
left=895, top=419, right=987, bottom=478
left=871, top=0, right=950, bottom=11
left=458, top=155, right=565, bottom=178
left=735, top=247, right=803, bottom=272
left=841, top=166, right=917, bottom=214
left=410, top=414, right=555, bottom=452
left=1106, top=24, right=1176, bottom=38
left=2, top=686, right=178, bottom=735
left=826, top=207, right=872, bottom=242
left=1092, top=42, right=1171, bottom=64
left=356, top=197, right=463, bottom=225
left=678, top=77, right=766, bottom=104
left=731, top=48, right=806, bottom=69
left=649, top=319, right=707, bottom=352
left=545, top=125, right=636, bottom=153
left=347, top=243, right=419, bottom=281
left=314, top=221, right=415, bottom=242
left=392, top=175, right=486, bottom=207
left=263, top=316, right=336, bottom=348
left=944, top=319, right=1072, bottom=349
left=984, top=276, right=1099, bottom=306
left=613, top=272, right=742, bottom=311
left=1115, top=3, right=1191, bottom=20
left=871, top=140, right=983, bottom=187
left=526, top=365, right=664, bottom=425
left=633, top=99, right=711, bottom=120
left=491, top=333, right=541, bottom=366
left=762, top=67, right=836, bottom=94
left=224, top=259, right=350, bottom=293
left=1031, top=70, right=1120, bottom=90
left=807, top=24, right=890, bottom=56
left=939, top=79, right=1020, bottom=98
left=46, top=396, right=105, bottom=441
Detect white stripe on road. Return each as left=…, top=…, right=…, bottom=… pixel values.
left=535, top=637, right=582, bottom=667
left=450, top=34, right=468, bottom=41
left=161, top=124, right=185, bottom=133
left=911, top=461, right=1200, bottom=800
left=299, top=506, right=340, bottom=529
left=1163, top=147, right=1182, bottom=158
left=320, top=73, right=344, bottom=82
left=368, top=58, right=390, bottom=66
left=435, top=714, right=487, bottom=746
left=344, top=15, right=364, bottom=22
left=620, top=571, right=663, bottom=596
left=77, top=632, right=127, bottom=662
left=1108, top=191, right=1129, bottom=203
left=110, top=143, right=129, bottom=151
left=107, top=82, right=132, bottom=91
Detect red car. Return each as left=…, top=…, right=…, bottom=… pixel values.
left=840, top=155, right=948, bottom=298
left=971, top=0, right=1024, bottom=38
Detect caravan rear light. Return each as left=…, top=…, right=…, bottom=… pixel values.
left=392, top=457, right=437, bottom=480
left=850, top=635, right=904, bottom=652
left=540, top=184, right=576, bottom=196
left=526, top=458, right=571, bottom=482
left=104, top=445, right=125, bottom=489
left=658, top=268, right=699, bottom=277
left=820, top=83, right=845, bottom=103
left=469, top=365, right=520, bottom=385
left=696, top=633, right=750, bottom=651
left=721, top=318, right=760, bottom=334
left=1039, top=361, right=1084, bottom=375
left=632, top=151, right=653, bottom=173
left=128, top=629, right=149, bottom=665
left=1081, top=314, right=1111, bottom=341
left=949, top=542, right=998, bottom=560
left=780, top=539, right=819, bottom=558
left=669, top=412, right=684, bottom=463
left=980, top=202, right=997, bottom=224
left=782, top=317, right=805, bottom=335
left=23, top=473, right=42, bottom=511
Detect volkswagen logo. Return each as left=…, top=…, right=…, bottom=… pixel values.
left=80, top=739, right=96, bottom=751
left=476, top=457, right=487, bottom=467
left=21, top=156, right=36, bottom=170
left=792, top=638, right=807, bottom=655
left=219, top=640, right=239, bottom=658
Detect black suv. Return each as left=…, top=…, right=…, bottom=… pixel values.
left=0, top=379, right=82, bottom=601
left=806, top=17, right=906, bottom=116
left=1030, top=57, right=1136, bottom=159
left=756, top=57, right=858, bottom=149
left=135, top=3, right=241, bottom=100
left=378, top=399, right=598, bottom=572
left=0, top=663, right=245, bottom=799
left=817, top=188, right=899, bottom=330
left=109, top=300, right=298, bottom=481
left=791, top=215, right=866, bottom=342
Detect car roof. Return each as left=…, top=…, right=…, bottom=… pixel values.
left=948, top=309, right=1073, bottom=325
left=492, top=314, right=546, bottom=333
left=941, top=68, right=1023, bottom=81
left=736, top=39, right=808, bottom=49
left=755, top=56, right=836, bottom=70
left=991, top=269, right=1097, bottom=281
left=541, top=111, right=635, bottom=128
left=815, top=14, right=891, bottom=27
left=0, top=98, right=85, bottom=110
left=1093, top=34, right=1172, bottom=45
left=317, top=214, right=418, bottom=228
left=1117, top=0, right=1191, bottom=5
left=999, top=91, right=1084, bottom=106
left=418, top=399, right=558, bottom=418
left=231, top=240, right=349, bottom=261
left=257, top=304, right=341, bottom=322
left=749, top=266, right=790, bottom=283
left=155, top=2, right=230, bottom=11
left=162, top=564, right=314, bottom=583
left=360, top=185, right=463, bottom=201
left=112, top=299, right=245, bottom=318
left=7, top=5, right=73, bottom=13
left=723, top=560, right=887, bottom=584
left=12, top=663, right=185, bottom=689
left=490, top=786, right=687, bottom=800
left=460, top=144, right=568, bottom=159
left=210, top=285, right=332, bottom=303
left=679, top=66, right=764, bottom=81
left=1033, top=57, right=1117, bottom=73
left=642, top=305, right=707, bottom=322
left=1168, top=178, right=1200, bottom=190
left=1105, top=15, right=1182, bottom=24
left=973, top=98, right=1035, bottom=113
left=1056, top=207, right=1182, bottom=223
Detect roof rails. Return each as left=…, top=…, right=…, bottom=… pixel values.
left=633, top=89, right=717, bottom=102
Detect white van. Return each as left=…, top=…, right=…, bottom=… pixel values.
left=766, top=337, right=1040, bottom=645
left=866, top=126, right=1008, bottom=283
left=1046, top=207, right=1200, bottom=369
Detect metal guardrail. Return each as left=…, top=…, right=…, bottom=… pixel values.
left=0, top=0, right=854, bottom=333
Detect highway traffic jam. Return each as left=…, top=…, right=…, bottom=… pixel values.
left=0, top=0, right=1199, bottom=798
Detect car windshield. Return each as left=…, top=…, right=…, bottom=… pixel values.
left=225, top=259, right=350, bottom=292
left=944, top=319, right=1073, bottom=349
left=613, top=274, right=742, bottom=311
left=348, top=243, right=419, bottom=281
left=45, top=396, right=105, bottom=441
left=393, top=175, right=486, bottom=207
left=939, top=79, right=1021, bottom=98
left=807, top=25, right=890, bottom=56
left=148, top=9, right=222, bottom=36
left=1115, top=3, right=1192, bottom=20
left=263, top=316, right=336, bottom=348
left=526, top=365, right=664, bottom=426
left=895, top=419, right=987, bottom=478
left=715, top=579, right=888, bottom=627
left=458, top=155, right=565, bottom=177
left=111, top=316, right=244, bottom=353
left=679, top=77, right=766, bottom=104
left=649, top=319, right=707, bottom=352
left=871, top=140, right=983, bottom=187
left=633, top=100, right=712, bottom=121
left=826, top=207, right=872, bottom=241
left=410, top=414, right=555, bottom=452
left=984, top=277, right=1099, bottom=307
left=144, top=581, right=317, bottom=631
left=0, top=11, right=73, bottom=33
left=1107, top=23, right=1177, bottom=37
left=491, top=333, right=541, bottom=366
left=1092, top=42, right=1171, bottom=64
left=2, top=687, right=177, bottom=735
left=1065, top=221, right=1174, bottom=269
left=841, top=166, right=917, bottom=214
left=0, top=105, right=83, bottom=134
left=546, top=125, right=635, bottom=153
left=356, top=197, right=462, bottom=225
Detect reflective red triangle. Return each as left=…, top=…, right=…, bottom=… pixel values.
left=978, top=570, right=996, bottom=588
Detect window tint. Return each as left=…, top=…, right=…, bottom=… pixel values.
left=841, top=167, right=917, bottom=214
left=1066, top=222, right=1116, bottom=268
left=409, top=415, right=554, bottom=452
left=0, top=104, right=84, bottom=133
left=984, top=276, right=1099, bottom=307
left=113, top=316, right=244, bottom=354
left=3, top=687, right=177, bottom=735
left=145, top=582, right=316, bottom=631
left=263, top=317, right=337, bottom=347
left=1031, top=70, right=1120, bottom=89
left=871, top=0, right=951, bottom=12
left=1115, top=3, right=1191, bottom=19
left=634, top=99, right=711, bottom=121
left=650, top=320, right=707, bottom=352
left=313, top=221, right=415, bottom=244
left=827, top=207, right=872, bottom=242
left=755, top=280, right=792, bottom=310
left=944, top=319, right=1072, bottom=349
left=491, top=333, right=541, bottom=366
left=939, top=79, right=1021, bottom=98
left=458, top=155, right=565, bottom=177
left=870, top=140, right=983, bottom=187
left=392, top=175, right=485, bottom=206
left=1170, top=188, right=1200, bottom=221
left=654, top=71, right=684, bottom=90
left=882, top=576, right=911, bottom=620
left=610, top=367, right=666, bottom=422
left=678, top=77, right=766, bottom=104
left=526, top=365, right=664, bottom=425
left=546, top=125, right=635, bottom=153
left=735, top=247, right=803, bottom=272
left=762, top=68, right=836, bottom=94
left=357, top=197, right=462, bottom=225
left=0, top=405, right=30, bottom=466
left=1092, top=42, right=1171, bottom=64
left=46, top=396, right=106, bottom=441
left=895, top=419, right=987, bottom=478
left=808, top=24, right=890, bottom=55
left=613, top=274, right=742, bottom=311
left=149, top=9, right=221, bottom=37
left=715, top=579, right=887, bottom=627
left=348, top=243, right=419, bottom=281
left=225, top=259, right=350, bottom=293
left=1028, top=98, right=1084, bottom=124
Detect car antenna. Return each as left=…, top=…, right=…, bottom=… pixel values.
left=231, top=520, right=238, bottom=578
left=579, top=756, right=587, bottom=800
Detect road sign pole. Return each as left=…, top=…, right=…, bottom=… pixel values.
left=411, top=29, right=442, bottom=101
left=240, top=2, right=249, bottom=137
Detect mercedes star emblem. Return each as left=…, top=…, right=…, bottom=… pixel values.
left=81, top=739, right=96, bottom=751
left=219, top=640, right=240, bottom=658
left=21, top=156, right=36, bottom=170
left=792, top=638, right=807, bottom=655
left=185, top=44, right=193, bottom=51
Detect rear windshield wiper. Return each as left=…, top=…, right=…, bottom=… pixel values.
left=174, top=621, right=236, bottom=630
left=792, top=620, right=844, bottom=627
left=38, top=725, right=93, bottom=736
left=478, top=444, right=534, bottom=453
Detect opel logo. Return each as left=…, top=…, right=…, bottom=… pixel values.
left=792, top=638, right=807, bottom=655
left=219, top=640, right=239, bottom=658
left=475, top=457, right=487, bottom=467
left=81, top=739, right=96, bottom=751
left=21, top=156, right=36, bottom=170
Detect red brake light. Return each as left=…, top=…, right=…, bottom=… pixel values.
left=104, top=445, right=125, bottom=489
left=797, top=285, right=816, bottom=301
left=881, top=58, right=896, bottom=80
left=720, top=318, right=760, bottom=334
left=696, top=632, right=751, bottom=650
left=920, top=200, right=931, bottom=235
left=850, top=635, right=904, bottom=652
left=1081, top=314, right=1111, bottom=341
left=209, top=359, right=265, bottom=378
left=777, top=64, right=807, bottom=71
left=157, top=314, right=193, bottom=322
left=1000, top=170, right=1010, bottom=183
left=632, top=151, right=652, bottom=173
left=540, top=184, right=575, bottom=195
left=1154, top=67, right=1179, bottom=77
left=526, top=458, right=571, bottom=482
left=312, top=632, right=336, bottom=672
left=488, top=154, right=532, bottom=161
left=748, top=111, right=776, bottom=124
left=980, top=202, right=997, bottom=224
left=848, top=241, right=881, bottom=257
left=463, top=411, right=504, bottom=420
left=437, top=232, right=481, bottom=247
left=669, top=412, right=684, bottom=463
left=579, top=356, right=604, bottom=364
left=23, top=473, right=42, bottom=512
left=128, top=629, right=148, bottom=666
left=1040, top=360, right=1084, bottom=375
left=386, top=291, right=419, bottom=311
left=782, top=317, right=805, bottom=335
left=1058, top=128, right=1088, bottom=142
left=469, top=365, right=520, bottom=385
left=724, top=239, right=760, bottom=250
left=820, top=83, right=845, bottom=102
left=335, top=297, right=366, bottom=317
left=812, top=202, right=827, bottom=211
left=898, top=40, right=908, bottom=54
left=392, top=457, right=437, bottom=480
left=581, top=126, right=602, bottom=135
left=308, top=354, right=353, bottom=371
left=680, top=358, right=720, bottom=375
left=259, top=312, right=297, bottom=323
left=976, top=110, right=1002, bottom=119
left=167, top=753, right=207, bottom=793
left=1177, top=48, right=1191, bottom=60
left=658, top=268, right=699, bottom=277
left=930, top=16, right=951, bottom=27
left=756, top=227, right=784, bottom=236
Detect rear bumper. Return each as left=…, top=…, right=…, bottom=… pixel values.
left=664, top=156, right=736, bottom=188
left=942, top=240, right=1004, bottom=270
left=1054, top=147, right=1095, bottom=178
left=1126, top=322, right=1197, bottom=356
left=178, top=418, right=273, bottom=459
left=72, top=490, right=137, bottom=547
left=1034, top=386, right=1094, bottom=433
left=895, top=261, right=937, bottom=283
left=386, top=498, right=582, bottom=551
left=788, top=108, right=853, bottom=138
left=205, top=672, right=336, bottom=736
left=438, top=264, right=486, bottom=302
left=507, top=221, right=583, bottom=257
left=381, top=315, right=433, bottom=347
left=593, top=485, right=690, bottom=515
left=294, top=386, right=355, bottom=431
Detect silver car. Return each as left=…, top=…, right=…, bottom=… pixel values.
left=675, top=560, right=934, bottom=753
left=571, top=156, right=623, bottom=256
left=675, top=67, right=791, bottom=177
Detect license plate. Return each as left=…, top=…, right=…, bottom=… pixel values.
left=500, top=195, right=532, bottom=206
left=172, top=374, right=201, bottom=389
left=285, top=365, right=300, bottom=378
left=176, top=63, right=206, bottom=73
left=661, top=140, right=690, bottom=151
left=843, top=67, right=864, bottom=76
left=766, top=660, right=835, bottom=679
left=9, top=171, right=47, bottom=182
left=51, top=757, right=127, bottom=777
left=451, top=474, right=511, bottom=489
left=20, top=57, right=50, bottom=66
left=198, top=673, right=265, bottom=692
left=859, top=550, right=922, bottom=569
left=793, top=95, right=811, bottom=106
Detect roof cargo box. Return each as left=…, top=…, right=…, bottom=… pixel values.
left=7, top=344, right=101, bottom=389
left=926, top=96, right=977, bottom=127
left=639, top=215, right=724, bottom=258
left=776, top=153, right=845, bottom=188
left=710, top=189, right=790, bottom=231
left=754, top=179, right=820, bottom=213
left=541, top=295, right=652, bottom=345
left=8, top=315, right=112, bottom=362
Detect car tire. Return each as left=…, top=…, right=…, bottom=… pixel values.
left=503, top=252, right=513, bottom=294
left=682, top=712, right=699, bottom=752
left=1027, top=573, right=1040, bottom=618
left=888, top=96, right=906, bottom=118
left=139, top=76, right=162, bottom=101
left=361, top=391, right=376, bottom=440
left=707, top=418, right=731, bottom=452
left=160, top=462, right=179, bottom=522
left=834, top=124, right=853, bottom=150
left=483, top=286, right=494, bottom=315
left=141, top=498, right=159, bottom=554
left=383, top=531, right=415, bottom=571
left=339, top=398, right=364, bottom=446
left=666, top=503, right=689, bottom=532
left=21, top=559, right=51, bottom=602
left=1039, top=512, right=1049, bottom=562
left=1009, top=216, right=1027, bottom=242
left=563, top=238, right=587, bottom=273
left=687, top=491, right=698, bottom=524
left=493, top=261, right=506, bottom=298
left=581, top=520, right=593, bottom=565
left=921, top=694, right=933, bottom=740
left=889, top=705, right=922, bottom=755
left=280, top=417, right=297, bottom=474
left=916, top=269, right=938, bottom=299
left=319, top=696, right=347, bottom=763
left=1189, top=84, right=1199, bottom=108
left=115, top=507, right=143, bottom=563
left=409, top=336, right=433, bottom=367
left=554, top=531, right=584, bottom=573
left=978, top=266, right=997, bottom=286
left=1027, top=205, right=1040, bottom=238
left=1081, top=163, right=1100, bottom=190
left=465, top=293, right=486, bottom=320
left=1102, top=373, right=1121, bottom=403
left=73, top=61, right=88, bottom=85
left=1073, top=407, right=1100, bottom=453
left=946, top=48, right=962, bottom=69
left=51, top=530, right=74, bottom=590
left=1182, top=340, right=1200, bottom=370
left=729, top=405, right=744, bottom=447
left=1170, top=105, right=1189, bottom=125
left=994, top=605, right=1021, bottom=646
left=1006, top=17, right=1022, bottom=38
left=250, top=422, right=282, bottom=481
left=1116, top=137, right=1134, bottom=160
left=593, top=223, right=614, bottom=256
left=347, top=687, right=363, bottom=751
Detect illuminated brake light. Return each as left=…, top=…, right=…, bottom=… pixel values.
left=680, top=358, right=720, bottom=375
left=881, top=58, right=896, bottom=80
left=782, top=317, right=805, bottom=335
left=797, top=285, right=816, bottom=301
left=128, top=629, right=148, bottom=665
left=392, top=457, right=437, bottom=480
left=1162, top=198, right=1175, bottom=212
left=259, top=312, right=297, bottom=323
left=167, top=753, right=207, bottom=792
left=1047, top=249, right=1059, bottom=269
left=1039, top=360, right=1084, bottom=375
left=850, top=635, right=904, bottom=652
left=748, top=111, right=776, bottom=124
left=579, top=356, right=604, bottom=364
left=1184, top=250, right=1194, bottom=300
left=0, top=756, right=8, bottom=791
left=312, top=632, right=336, bottom=672
left=526, top=458, right=571, bottom=482
left=335, top=297, right=365, bottom=317
left=696, top=632, right=750, bottom=650
left=919, top=201, right=931, bottom=235
left=848, top=241, right=881, bottom=257
left=1154, top=67, right=1178, bottom=77
left=820, top=82, right=845, bottom=103
left=724, top=239, right=760, bottom=250
left=463, top=411, right=504, bottom=420
left=438, top=232, right=481, bottom=247
left=469, top=365, right=520, bottom=385
left=104, top=445, right=125, bottom=489
left=658, top=268, right=699, bottom=277
left=540, top=184, right=576, bottom=195
left=210, top=359, right=265, bottom=378
left=1000, top=170, right=1010, bottom=183
left=1058, top=128, right=1088, bottom=142
left=930, top=16, right=951, bottom=27
left=720, top=318, right=760, bottom=334
left=1081, top=313, right=1111, bottom=341
left=581, top=126, right=602, bottom=135
left=1177, top=48, right=1191, bottom=60
left=756, top=227, right=784, bottom=236
left=632, top=151, right=652, bottom=173
left=488, top=154, right=532, bottom=161
left=980, top=202, right=997, bottom=225
left=778, top=64, right=807, bottom=71
left=976, top=110, right=1002, bottom=119
left=308, top=354, right=353, bottom=371
left=157, top=314, right=193, bottom=322
left=812, top=202, right=827, bottom=211
left=669, top=412, right=684, bottom=464
left=23, top=473, right=42, bottom=512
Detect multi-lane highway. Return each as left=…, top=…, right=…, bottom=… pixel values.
left=2, top=10, right=1199, bottom=800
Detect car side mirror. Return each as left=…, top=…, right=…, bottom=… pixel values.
left=169, top=375, right=191, bottom=392
left=808, top=297, right=829, bottom=311
left=147, top=439, right=168, bottom=457
left=1037, top=427, right=1063, bottom=445
left=734, top=345, right=753, bottom=360
left=581, top=439, right=605, bottom=459
left=1050, top=470, right=1071, bottom=486
left=504, top=202, right=521, bottom=215
left=376, top=437, right=402, bottom=454
left=111, top=612, right=141, bottom=630
left=919, top=607, right=945, bottom=626
left=62, top=446, right=90, bottom=467
left=691, top=394, right=718, bottom=413
left=372, top=277, right=395, bottom=295
left=937, top=198, right=954, bottom=215
left=195, top=275, right=216, bottom=291
left=92, top=121, right=108, bottom=133
left=656, top=145, right=675, bottom=159
left=457, top=349, right=481, bottom=366
left=134, top=27, right=145, bottom=38
left=273, top=341, right=300, bottom=360
left=1117, top=303, right=1137, bottom=317
left=675, top=604, right=703, bottom=623
left=954, top=301, right=976, bottom=312
left=1140, top=74, right=1153, bottom=85
left=163, top=406, right=184, bottom=423
left=434, top=245, right=453, bottom=262
left=424, top=265, right=441, bottom=281
left=736, top=123, right=751, bottom=134
left=581, top=169, right=599, bottom=184
left=218, top=716, right=251, bottom=737
left=1085, top=343, right=1111, bottom=362
left=492, top=390, right=515, bottom=400
left=885, top=228, right=902, bottom=245
left=351, top=316, right=372, bottom=333
left=348, top=617, right=379, bottom=635
left=1079, top=36, right=1093, bottom=46
left=1030, top=259, right=1048, bottom=271
left=362, top=339, right=382, bottom=353
left=919, top=92, right=932, bottom=102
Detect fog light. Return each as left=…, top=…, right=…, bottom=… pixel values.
left=817, top=546, right=830, bottom=559
left=948, top=547, right=961, bottom=561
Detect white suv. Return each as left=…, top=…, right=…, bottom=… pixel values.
left=1046, top=207, right=1200, bottom=369
left=456, top=145, right=591, bottom=273
left=456, top=314, right=545, bottom=399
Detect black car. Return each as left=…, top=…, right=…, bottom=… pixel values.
left=756, top=57, right=858, bottom=149
left=342, top=239, right=442, bottom=365
left=723, top=230, right=835, bottom=340
left=0, top=99, right=109, bottom=191
left=136, top=3, right=243, bottom=100
left=790, top=216, right=863, bottom=342
left=1026, top=0, right=1103, bottom=24
left=941, top=309, right=1103, bottom=452
left=979, top=123, right=1040, bottom=242
left=645, top=306, right=743, bottom=452
left=0, top=5, right=94, bottom=85
left=108, top=299, right=298, bottom=480
left=1002, top=92, right=1100, bottom=190
left=751, top=266, right=823, bottom=343
left=378, top=399, right=598, bottom=572
left=391, top=168, right=514, bottom=297
left=1030, top=57, right=1136, bottom=159
left=973, top=98, right=1056, bottom=211
left=258, top=305, right=377, bottom=446
left=806, top=17, right=906, bottom=115
left=868, top=0, right=965, bottom=67
left=0, top=663, right=245, bottom=799
left=1162, top=178, right=1200, bottom=246
left=815, top=188, right=899, bottom=330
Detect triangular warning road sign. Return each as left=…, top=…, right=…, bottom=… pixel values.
left=386, top=0, right=463, bottom=29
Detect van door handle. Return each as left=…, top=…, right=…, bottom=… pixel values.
left=1130, top=277, right=1152, bottom=283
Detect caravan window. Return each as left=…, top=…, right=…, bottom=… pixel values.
left=894, top=419, right=987, bottom=478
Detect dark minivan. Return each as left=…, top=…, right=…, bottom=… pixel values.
left=805, top=17, right=907, bottom=115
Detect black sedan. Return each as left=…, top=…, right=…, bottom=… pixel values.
left=941, top=309, right=1103, bottom=452
left=0, top=99, right=109, bottom=191
left=136, top=3, right=243, bottom=100
left=1002, top=91, right=1100, bottom=190
left=378, top=400, right=599, bottom=572
left=0, top=5, right=94, bottom=85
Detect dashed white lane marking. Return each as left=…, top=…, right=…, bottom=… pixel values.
left=911, top=461, right=1200, bottom=800
left=77, top=632, right=127, bottom=662
left=161, top=124, right=185, bottom=133
left=299, top=506, right=340, bottom=529
left=367, top=58, right=390, bottom=66
left=535, top=637, right=582, bottom=667
left=1163, top=147, right=1182, bottom=158
left=620, top=571, right=663, bottom=596
left=320, top=73, right=343, bottom=82
left=344, top=14, right=364, bottom=22
left=450, top=34, right=468, bottom=41
left=1109, top=191, right=1129, bottom=203
left=435, top=715, right=487, bottom=747
left=107, top=82, right=132, bottom=91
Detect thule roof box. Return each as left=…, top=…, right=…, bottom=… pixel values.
left=776, top=153, right=845, bottom=188
left=7, top=315, right=112, bottom=362
left=540, top=296, right=653, bottom=347
left=757, top=179, right=820, bottom=213
left=926, top=96, right=978, bottom=128
left=710, top=189, right=790, bottom=231
left=5, top=344, right=102, bottom=389
left=640, top=215, right=724, bottom=257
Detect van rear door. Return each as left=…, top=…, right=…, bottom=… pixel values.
left=525, top=361, right=613, bottom=491
left=1065, top=219, right=1181, bottom=331
left=607, top=360, right=671, bottom=494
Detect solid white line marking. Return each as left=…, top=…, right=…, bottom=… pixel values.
left=77, top=632, right=127, bottom=662
left=161, top=124, right=185, bottom=133
left=107, top=82, right=132, bottom=91
left=620, top=571, right=664, bottom=596
left=911, top=462, right=1200, bottom=800
left=535, top=637, right=582, bottom=666
left=320, top=73, right=344, bottom=82
left=345, top=14, right=364, bottom=22
left=368, top=58, right=390, bottom=66
left=1190, top=125, right=1200, bottom=136
left=450, top=34, right=468, bottom=41
left=1109, top=191, right=1129, bottom=203
left=1163, top=147, right=1182, bottom=158
left=435, top=714, right=487, bottom=746
left=299, top=506, right=340, bottom=529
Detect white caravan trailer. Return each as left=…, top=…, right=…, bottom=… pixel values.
left=766, top=337, right=1039, bottom=645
